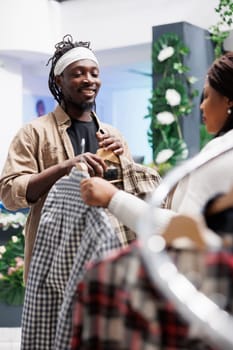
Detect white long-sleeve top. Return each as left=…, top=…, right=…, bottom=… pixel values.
left=109, top=190, right=176, bottom=235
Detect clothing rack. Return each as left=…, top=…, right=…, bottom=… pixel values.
left=137, top=140, right=233, bottom=349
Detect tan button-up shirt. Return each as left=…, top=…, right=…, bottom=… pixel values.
left=0, top=105, right=132, bottom=281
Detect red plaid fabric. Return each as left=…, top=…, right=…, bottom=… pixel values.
left=71, top=241, right=233, bottom=349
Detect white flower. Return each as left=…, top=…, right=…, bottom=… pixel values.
left=0, top=212, right=27, bottom=230
left=156, top=149, right=174, bottom=164
left=12, top=212, right=27, bottom=226
left=156, top=111, right=175, bottom=125
left=157, top=46, right=175, bottom=62
left=187, top=76, right=198, bottom=84
left=0, top=246, right=6, bottom=254
left=165, top=89, right=181, bottom=106
left=12, top=235, right=18, bottom=243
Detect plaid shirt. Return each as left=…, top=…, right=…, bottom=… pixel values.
left=21, top=160, right=161, bottom=350
left=21, top=168, right=121, bottom=350
left=105, top=156, right=163, bottom=244
left=71, top=240, right=233, bottom=350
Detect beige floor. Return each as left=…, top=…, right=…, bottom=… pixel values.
left=0, top=328, right=21, bottom=350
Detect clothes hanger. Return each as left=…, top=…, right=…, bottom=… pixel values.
left=162, top=214, right=221, bottom=250
left=74, top=149, right=123, bottom=184
left=74, top=149, right=120, bottom=172
left=96, top=148, right=123, bottom=185
left=74, top=160, right=123, bottom=186
left=96, top=148, right=120, bottom=164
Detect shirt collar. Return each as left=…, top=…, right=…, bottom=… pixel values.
left=53, top=105, right=102, bottom=131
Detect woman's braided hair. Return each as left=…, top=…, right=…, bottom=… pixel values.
left=208, top=51, right=233, bottom=136
left=47, top=34, right=91, bottom=104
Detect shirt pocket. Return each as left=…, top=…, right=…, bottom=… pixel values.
left=41, top=144, right=66, bottom=169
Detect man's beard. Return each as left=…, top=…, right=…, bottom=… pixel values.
left=75, top=101, right=95, bottom=112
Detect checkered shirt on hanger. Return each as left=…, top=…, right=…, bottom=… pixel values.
left=20, top=168, right=121, bottom=350
left=21, top=159, right=161, bottom=350
left=71, top=240, right=233, bottom=350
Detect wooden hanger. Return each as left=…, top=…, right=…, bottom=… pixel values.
left=162, top=214, right=221, bottom=250
left=96, top=148, right=124, bottom=185
left=96, top=148, right=120, bottom=164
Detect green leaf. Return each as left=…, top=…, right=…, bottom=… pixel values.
left=0, top=279, right=25, bottom=305
left=0, top=215, right=26, bottom=305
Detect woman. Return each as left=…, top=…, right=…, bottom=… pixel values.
left=73, top=52, right=233, bottom=350
left=80, top=52, right=233, bottom=235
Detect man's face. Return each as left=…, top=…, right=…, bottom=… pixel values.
left=56, top=59, right=101, bottom=110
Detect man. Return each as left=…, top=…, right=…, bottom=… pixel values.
left=0, top=34, right=132, bottom=281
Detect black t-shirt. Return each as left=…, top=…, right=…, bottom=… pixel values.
left=67, top=119, right=99, bottom=155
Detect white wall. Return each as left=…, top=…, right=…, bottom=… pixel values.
left=60, top=0, right=220, bottom=51
left=0, top=0, right=60, bottom=54
left=112, top=87, right=152, bottom=163
left=0, top=0, right=61, bottom=170
left=0, top=59, right=23, bottom=166
left=0, top=0, right=220, bottom=55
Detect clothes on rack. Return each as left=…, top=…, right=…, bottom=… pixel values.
left=71, top=240, right=233, bottom=350
left=21, top=158, right=161, bottom=350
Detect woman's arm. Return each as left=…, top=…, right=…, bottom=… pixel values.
left=80, top=177, right=177, bottom=235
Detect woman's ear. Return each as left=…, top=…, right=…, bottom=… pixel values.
left=226, top=98, right=233, bottom=109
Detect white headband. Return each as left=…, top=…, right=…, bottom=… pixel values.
left=54, top=46, right=99, bottom=76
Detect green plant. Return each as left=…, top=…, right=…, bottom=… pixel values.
left=145, top=32, right=198, bottom=176
left=209, top=0, right=233, bottom=58
left=216, top=0, right=233, bottom=26
left=200, top=124, right=213, bottom=149
left=0, top=212, right=26, bottom=305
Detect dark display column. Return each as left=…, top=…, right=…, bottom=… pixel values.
left=152, top=22, right=214, bottom=157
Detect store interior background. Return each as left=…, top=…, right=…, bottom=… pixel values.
left=0, top=0, right=225, bottom=168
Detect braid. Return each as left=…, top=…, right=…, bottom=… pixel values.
left=47, top=34, right=91, bottom=104
left=208, top=52, right=233, bottom=136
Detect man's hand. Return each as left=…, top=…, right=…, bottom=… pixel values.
left=96, top=132, right=124, bottom=156
left=26, top=154, right=107, bottom=204
left=64, top=153, right=107, bottom=177
left=80, top=177, right=118, bottom=207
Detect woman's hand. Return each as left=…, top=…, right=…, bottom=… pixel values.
left=96, top=132, right=124, bottom=155
left=80, top=177, right=118, bottom=207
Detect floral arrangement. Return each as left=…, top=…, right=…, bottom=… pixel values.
left=0, top=211, right=27, bottom=305
left=145, top=32, right=198, bottom=175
